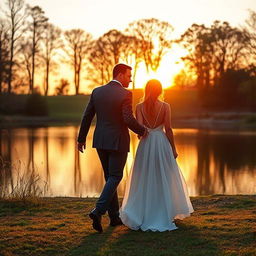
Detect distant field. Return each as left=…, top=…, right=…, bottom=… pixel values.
left=1, top=90, right=255, bottom=127
left=46, top=95, right=90, bottom=121
left=46, top=89, right=201, bottom=121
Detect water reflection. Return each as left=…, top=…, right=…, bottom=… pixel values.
left=0, top=126, right=255, bottom=197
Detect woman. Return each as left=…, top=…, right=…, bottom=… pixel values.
left=119, top=79, right=194, bottom=232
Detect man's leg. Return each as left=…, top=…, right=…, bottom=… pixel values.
left=95, top=150, right=127, bottom=216
left=97, top=149, right=125, bottom=220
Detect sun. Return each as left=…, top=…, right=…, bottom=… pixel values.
left=131, top=45, right=187, bottom=89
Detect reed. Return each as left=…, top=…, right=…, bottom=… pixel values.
left=0, top=158, right=48, bottom=203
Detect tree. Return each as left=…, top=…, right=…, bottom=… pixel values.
left=5, top=0, right=26, bottom=94
left=19, top=41, right=33, bottom=92
left=244, top=10, right=256, bottom=70
left=126, top=18, right=173, bottom=72
left=122, top=34, right=146, bottom=89
left=0, top=19, right=10, bottom=94
left=55, top=78, right=69, bottom=95
left=64, top=29, right=92, bottom=95
left=179, top=21, right=250, bottom=89
left=26, top=5, right=48, bottom=93
left=41, top=23, right=62, bottom=95
left=179, top=23, right=212, bottom=90
left=88, top=29, right=129, bottom=86
left=209, top=21, right=250, bottom=87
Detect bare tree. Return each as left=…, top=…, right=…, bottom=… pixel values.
left=19, top=41, right=33, bottom=92
left=26, top=5, right=48, bottom=93
left=88, top=29, right=129, bottom=86
left=179, top=21, right=250, bottom=89
left=55, top=78, right=69, bottom=95
left=179, top=24, right=212, bottom=89
left=41, top=23, right=62, bottom=95
left=64, top=29, right=92, bottom=95
left=0, top=19, right=10, bottom=94
left=209, top=21, right=250, bottom=86
left=244, top=10, right=256, bottom=68
left=87, top=38, right=113, bottom=85
left=5, top=0, right=26, bottom=94
left=122, top=35, right=147, bottom=89
left=126, top=18, right=173, bottom=72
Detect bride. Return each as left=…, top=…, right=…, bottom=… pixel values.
left=119, top=79, right=194, bottom=232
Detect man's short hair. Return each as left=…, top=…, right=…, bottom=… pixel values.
left=113, top=63, right=132, bottom=78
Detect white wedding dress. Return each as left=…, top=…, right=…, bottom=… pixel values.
left=120, top=103, right=194, bottom=232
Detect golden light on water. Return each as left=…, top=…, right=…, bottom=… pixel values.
left=1, top=126, right=256, bottom=197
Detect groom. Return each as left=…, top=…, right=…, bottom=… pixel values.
left=77, top=63, right=147, bottom=233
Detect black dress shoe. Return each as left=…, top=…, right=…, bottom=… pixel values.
left=110, top=217, right=123, bottom=227
left=89, top=209, right=103, bottom=233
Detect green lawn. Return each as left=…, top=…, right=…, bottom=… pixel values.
left=0, top=195, right=255, bottom=256
left=46, top=95, right=90, bottom=121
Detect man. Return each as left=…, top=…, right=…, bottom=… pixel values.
left=77, top=63, right=147, bottom=233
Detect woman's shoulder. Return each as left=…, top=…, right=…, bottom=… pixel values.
left=136, top=102, right=143, bottom=109
left=159, top=100, right=169, bottom=107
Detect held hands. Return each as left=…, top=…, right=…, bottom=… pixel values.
left=138, top=127, right=149, bottom=140
left=173, top=150, right=178, bottom=159
left=77, top=142, right=86, bottom=153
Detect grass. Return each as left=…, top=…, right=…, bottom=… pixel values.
left=0, top=195, right=255, bottom=256
left=0, top=158, right=48, bottom=203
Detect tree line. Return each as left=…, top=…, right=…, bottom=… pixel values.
left=0, top=0, right=255, bottom=109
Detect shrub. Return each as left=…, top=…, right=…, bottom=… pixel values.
left=25, top=93, right=49, bottom=116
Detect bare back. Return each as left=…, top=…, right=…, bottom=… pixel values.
left=136, top=100, right=172, bottom=131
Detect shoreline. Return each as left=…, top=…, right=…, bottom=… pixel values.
left=1, top=114, right=256, bottom=129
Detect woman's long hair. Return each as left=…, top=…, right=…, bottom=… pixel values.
left=142, top=79, right=163, bottom=116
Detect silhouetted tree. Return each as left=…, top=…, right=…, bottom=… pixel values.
left=244, top=9, right=256, bottom=72
left=55, top=78, right=69, bottom=95
left=19, top=41, right=33, bottom=93
left=88, top=29, right=128, bottom=86
left=127, top=18, right=173, bottom=72
left=209, top=21, right=250, bottom=87
left=5, top=0, right=26, bottom=94
left=179, top=24, right=213, bottom=90
left=122, top=34, right=146, bottom=89
left=64, top=29, right=92, bottom=94
left=41, top=23, right=62, bottom=95
left=180, top=21, right=250, bottom=90
left=0, top=19, right=10, bottom=94
left=26, top=5, right=48, bottom=93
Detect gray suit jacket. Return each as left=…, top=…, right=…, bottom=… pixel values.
left=77, top=81, right=145, bottom=152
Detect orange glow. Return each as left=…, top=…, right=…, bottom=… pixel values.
left=131, top=45, right=188, bottom=89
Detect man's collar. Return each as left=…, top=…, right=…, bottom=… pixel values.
left=112, top=80, right=123, bottom=87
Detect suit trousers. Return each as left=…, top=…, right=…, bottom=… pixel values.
left=96, top=149, right=128, bottom=219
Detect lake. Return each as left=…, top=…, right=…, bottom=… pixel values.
left=0, top=125, right=256, bottom=197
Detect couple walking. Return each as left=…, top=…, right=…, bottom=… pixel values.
left=77, top=63, right=194, bottom=233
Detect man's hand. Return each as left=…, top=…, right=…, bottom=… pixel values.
left=78, top=142, right=86, bottom=153
left=142, top=127, right=149, bottom=138
left=173, top=150, right=178, bottom=159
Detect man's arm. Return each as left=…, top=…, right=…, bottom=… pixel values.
left=77, top=91, right=95, bottom=151
left=122, top=91, right=146, bottom=136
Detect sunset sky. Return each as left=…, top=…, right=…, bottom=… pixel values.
left=27, top=0, right=255, bottom=38
left=24, top=0, right=256, bottom=93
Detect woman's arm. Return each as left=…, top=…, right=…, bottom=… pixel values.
left=164, top=103, right=178, bottom=158
left=135, top=104, right=144, bottom=125
left=135, top=104, right=145, bottom=139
